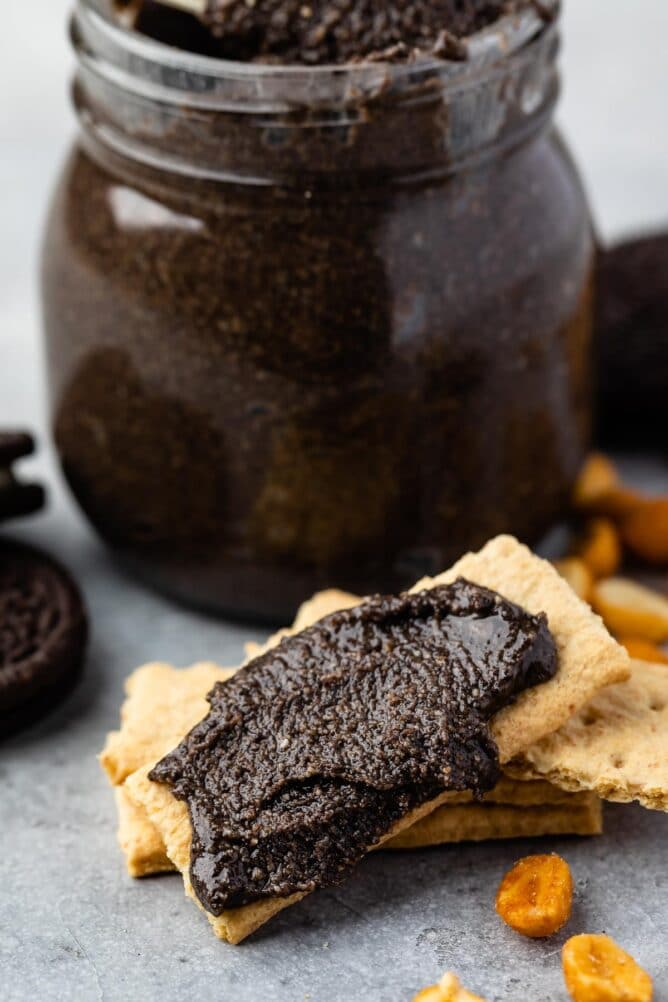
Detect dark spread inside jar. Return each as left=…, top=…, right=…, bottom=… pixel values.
left=125, top=0, right=549, bottom=64
left=46, top=0, right=591, bottom=620
left=149, top=578, right=557, bottom=913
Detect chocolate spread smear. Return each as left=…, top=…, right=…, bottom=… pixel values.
left=131, top=0, right=551, bottom=65
left=149, top=578, right=557, bottom=913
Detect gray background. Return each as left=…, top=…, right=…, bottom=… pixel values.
left=1, top=3, right=667, bottom=1000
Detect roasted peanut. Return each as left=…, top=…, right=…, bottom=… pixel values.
left=574, top=518, right=622, bottom=579
left=495, top=853, right=573, bottom=938
left=413, top=987, right=444, bottom=1002
left=573, top=454, right=619, bottom=508
left=413, top=972, right=486, bottom=1002
left=621, top=498, right=668, bottom=565
left=553, top=558, right=594, bottom=602
left=592, top=577, right=668, bottom=643
left=562, top=934, right=652, bottom=1002
left=573, top=454, right=641, bottom=518
left=618, top=636, right=668, bottom=665
left=572, top=453, right=668, bottom=566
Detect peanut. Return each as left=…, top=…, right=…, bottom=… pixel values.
left=592, top=577, right=668, bottom=643
left=572, top=454, right=668, bottom=566
left=618, top=636, right=668, bottom=665
left=621, top=498, right=668, bottom=565
left=573, top=454, right=619, bottom=508
left=413, top=987, right=445, bottom=1002
left=553, top=558, right=594, bottom=602
left=413, top=972, right=486, bottom=1002
left=562, top=934, right=652, bottom=1002
left=572, top=454, right=641, bottom=518
left=495, top=853, right=573, bottom=938
left=574, top=518, right=622, bottom=579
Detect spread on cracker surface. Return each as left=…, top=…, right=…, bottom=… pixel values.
left=104, top=535, right=630, bottom=942
left=149, top=579, right=557, bottom=913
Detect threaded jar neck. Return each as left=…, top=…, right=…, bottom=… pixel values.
left=71, top=0, right=560, bottom=185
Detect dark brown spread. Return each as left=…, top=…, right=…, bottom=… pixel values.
left=130, top=0, right=548, bottom=64
left=46, top=1, right=592, bottom=620
left=149, top=578, right=557, bottom=913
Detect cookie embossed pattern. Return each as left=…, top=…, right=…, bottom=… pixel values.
left=0, top=430, right=88, bottom=738
left=0, top=540, right=88, bottom=737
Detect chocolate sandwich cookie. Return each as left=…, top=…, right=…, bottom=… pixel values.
left=0, top=431, right=45, bottom=522
left=595, top=234, right=668, bottom=450
left=0, top=539, right=87, bottom=738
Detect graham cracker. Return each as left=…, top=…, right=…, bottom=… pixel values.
left=102, top=594, right=360, bottom=786
left=110, top=678, right=592, bottom=881
left=244, top=588, right=361, bottom=662
left=124, top=763, right=604, bottom=943
left=115, top=778, right=597, bottom=879
left=125, top=764, right=307, bottom=942
left=385, top=796, right=603, bottom=850
left=104, top=666, right=590, bottom=824
left=419, top=535, right=629, bottom=760
left=507, top=660, right=668, bottom=810
left=115, top=786, right=174, bottom=878
left=100, top=662, right=236, bottom=786
left=451, top=777, right=593, bottom=808
left=119, top=535, right=627, bottom=942
left=116, top=780, right=601, bottom=877
left=249, top=535, right=631, bottom=759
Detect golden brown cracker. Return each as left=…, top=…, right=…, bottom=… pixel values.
left=245, top=588, right=360, bottom=662
left=508, top=660, right=668, bottom=810
left=115, top=771, right=589, bottom=878
left=129, top=763, right=597, bottom=943
left=258, top=537, right=630, bottom=758
left=125, top=763, right=308, bottom=943
left=122, top=536, right=626, bottom=941
left=384, top=797, right=603, bottom=850
left=418, top=535, right=630, bottom=760
left=100, top=661, right=236, bottom=786
left=104, top=662, right=235, bottom=879
left=450, top=777, right=592, bottom=808
left=115, top=786, right=174, bottom=878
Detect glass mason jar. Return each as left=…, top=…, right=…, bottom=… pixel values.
left=42, top=0, right=593, bottom=621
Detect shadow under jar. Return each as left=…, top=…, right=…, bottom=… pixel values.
left=42, top=0, right=593, bottom=622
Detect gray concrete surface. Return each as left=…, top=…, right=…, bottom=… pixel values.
left=2, top=1, right=668, bottom=999
left=2, top=464, right=668, bottom=1002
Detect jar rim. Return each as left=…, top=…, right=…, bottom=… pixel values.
left=73, top=0, right=558, bottom=111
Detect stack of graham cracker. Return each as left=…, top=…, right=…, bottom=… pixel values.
left=100, top=536, right=668, bottom=943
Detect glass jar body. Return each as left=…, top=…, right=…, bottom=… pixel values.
left=43, top=126, right=592, bottom=620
